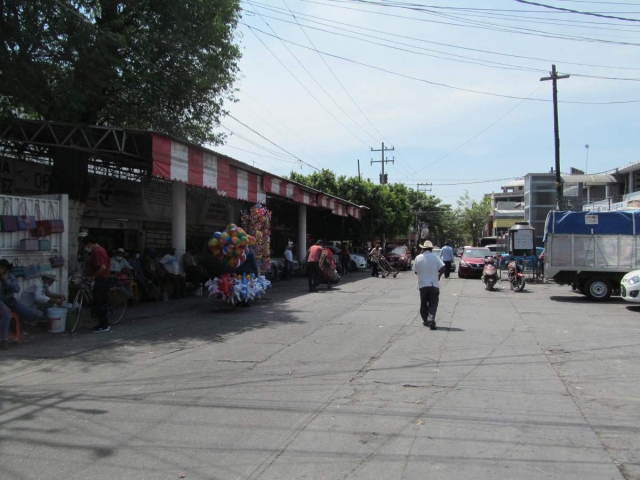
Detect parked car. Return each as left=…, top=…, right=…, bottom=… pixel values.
left=384, top=245, right=412, bottom=270
left=455, top=248, right=463, bottom=257
left=458, top=247, right=491, bottom=278
left=432, top=248, right=456, bottom=272
left=350, top=246, right=370, bottom=263
left=325, top=246, right=368, bottom=273
left=621, top=270, right=640, bottom=303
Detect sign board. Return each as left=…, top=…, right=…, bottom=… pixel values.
left=513, top=229, right=534, bottom=250
left=585, top=214, right=599, bottom=225
left=0, top=157, right=51, bottom=195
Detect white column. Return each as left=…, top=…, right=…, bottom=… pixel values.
left=298, top=205, right=307, bottom=263
left=59, top=194, right=70, bottom=301
left=172, top=182, right=187, bottom=273
left=226, top=204, right=236, bottom=225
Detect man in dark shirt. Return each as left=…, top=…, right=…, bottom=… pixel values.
left=83, top=236, right=111, bottom=332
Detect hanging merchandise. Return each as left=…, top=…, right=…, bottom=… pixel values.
left=205, top=273, right=272, bottom=305
left=241, top=203, right=272, bottom=272
left=207, top=223, right=255, bottom=269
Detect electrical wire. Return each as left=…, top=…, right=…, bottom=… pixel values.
left=242, top=23, right=640, bottom=104
left=513, top=0, right=640, bottom=22
left=245, top=1, right=640, bottom=71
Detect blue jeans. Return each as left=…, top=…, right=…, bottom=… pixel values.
left=1, top=303, right=12, bottom=340
left=11, top=301, right=45, bottom=322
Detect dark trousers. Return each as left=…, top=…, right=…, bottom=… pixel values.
left=371, top=262, right=379, bottom=277
left=165, top=273, right=186, bottom=298
left=92, top=277, right=109, bottom=328
left=419, top=286, right=440, bottom=324
left=340, top=258, right=350, bottom=275
left=307, top=262, right=320, bottom=291
left=284, top=260, right=293, bottom=280
left=444, top=261, right=452, bottom=278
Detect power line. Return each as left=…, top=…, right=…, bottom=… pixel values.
left=228, top=115, right=320, bottom=171
left=514, top=0, right=640, bottom=22
left=248, top=4, right=376, bottom=147
left=242, top=23, right=640, bottom=104
left=246, top=1, right=640, bottom=71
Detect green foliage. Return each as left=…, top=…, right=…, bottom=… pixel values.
left=456, top=191, right=492, bottom=246
left=0, top=0, right=242, bottom=144
left=289, top=169, right=413, bottom=241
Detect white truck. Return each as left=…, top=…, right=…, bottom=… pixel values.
left=544, top=210, right=640, bottom=300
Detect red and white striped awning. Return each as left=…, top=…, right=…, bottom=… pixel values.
left=152, top=135, right=266, bottom=203
left=151, top=134, right=361, bottom=219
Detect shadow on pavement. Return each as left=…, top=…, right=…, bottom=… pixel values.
left=436, top=327, right=464, bottom=332
left=0, top=272, right=373, bottom=362
left=549, top=295, right=626, bottom=304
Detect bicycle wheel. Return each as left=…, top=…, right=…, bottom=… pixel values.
left=69, top=290, right=84, bottom=333
left=107, top=288, right=127, bottom=325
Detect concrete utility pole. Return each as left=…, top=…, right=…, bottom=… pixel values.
left=541, top=64, right=570, bottom=209
left=371, top=142, right=394, bottom=185
left=413, top=183, right=432, bottom=245
left=357, top=159, right=361, bottom=181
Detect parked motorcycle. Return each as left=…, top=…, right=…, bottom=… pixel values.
left=482, top=256, right=498, bottom=291
left=507, top=259, right=526, bottom=292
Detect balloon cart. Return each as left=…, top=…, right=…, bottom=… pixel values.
left=206, top=224, right=272, bottom=305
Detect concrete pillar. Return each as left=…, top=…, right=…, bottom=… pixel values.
left=629, top=172, right=633, bottom=194
left=172, top=182, right=187, bottom=273
left=226, top=203, right=236, bottom=225
left=298, top=205, right=307, bottom=263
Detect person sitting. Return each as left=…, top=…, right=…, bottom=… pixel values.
left=110, top=248, right=135, bottom=305
left=183, top=247, right=208, bottom=286
left=20, top=272, right=66, bottom=317
left=143, top=248, right=166, bottom=298
left=0, top=258, right=45, bottom=323
left=159, top=248, right=186, bottom=298
left=126, top=250, right=154, bottom=301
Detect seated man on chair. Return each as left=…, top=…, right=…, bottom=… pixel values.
left=0, top=258, right=46, bottom=323
left=110, top=248, right=135, bottom=306
left=160, top=248, right=186, bottom=299
left=20, top=272, right=66, bottom=317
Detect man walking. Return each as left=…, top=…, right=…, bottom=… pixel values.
left=307, top=240, right=323, bottom=292
left=440, top=241, right=455, bottom=279
left=283, top=244, right=294, bottom=280
left=413, top=240, right=445, bottom=330
left=83, top=236, right=111, bottom=332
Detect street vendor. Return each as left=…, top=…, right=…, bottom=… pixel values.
left=20, top=272, right=66, bottom=315
left=236, top=246, right=260, bottom=277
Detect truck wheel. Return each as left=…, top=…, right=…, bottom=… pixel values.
left=585, top=278, right=612, bottom=301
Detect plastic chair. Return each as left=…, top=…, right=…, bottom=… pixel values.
left=7, top=312, right=22, bottom=345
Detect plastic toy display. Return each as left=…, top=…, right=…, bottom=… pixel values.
left=207, top=224, right=256, bottom=269
left=205, top=273, right=272, bottom=305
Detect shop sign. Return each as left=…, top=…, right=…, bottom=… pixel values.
left=0, top=157, right=51, bottom=195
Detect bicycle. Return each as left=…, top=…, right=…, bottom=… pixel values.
left=68, top=278, right=127, bottom=333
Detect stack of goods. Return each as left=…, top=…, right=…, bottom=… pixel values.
left=205, top=273, right=272, bottom=305
left=241, top=203, right=271, bottom=272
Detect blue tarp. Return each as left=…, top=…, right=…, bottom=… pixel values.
left=543, top=210, right=640, bottom=241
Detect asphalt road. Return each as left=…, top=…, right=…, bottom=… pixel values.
left=1, top=269, right=640, bottom=480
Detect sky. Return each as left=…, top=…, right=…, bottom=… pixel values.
left=212, top=0, right=640, bottom=203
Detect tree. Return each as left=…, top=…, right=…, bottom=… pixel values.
left=288, top=170, right=413, bottom=242
left=1, top=0, right=242, bottom=200
left=457, top=191, right=492, bottom=247
left=1, top=0, right=241, bottom=143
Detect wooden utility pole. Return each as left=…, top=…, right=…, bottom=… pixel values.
left=541, top=64, right=570, bottom=209
left=371, top=142, right=394, bottom=185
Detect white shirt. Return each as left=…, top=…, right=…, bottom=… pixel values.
left=284, top=249, right=293, bottom=262
left=413, top=251, right=445, bottom=289
left=440, top=245, right=455, bottom=262
left=160, top=254, right=180, bottom=275
left=20, top=279, right=51, bottom=308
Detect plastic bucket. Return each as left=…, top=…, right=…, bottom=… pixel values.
left=47, top=307, right=68, bottom=333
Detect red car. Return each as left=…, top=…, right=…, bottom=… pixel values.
left=384, top=246, right=412, bottom=270
left=458, top=247, right=492, bottom=279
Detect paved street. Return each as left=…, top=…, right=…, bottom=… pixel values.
left=2, top=270, right=640, bottom=480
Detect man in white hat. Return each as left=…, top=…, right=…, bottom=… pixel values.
left=20, top=272, right=66, bottom=316
left=413, top=240, right=445, bottom=330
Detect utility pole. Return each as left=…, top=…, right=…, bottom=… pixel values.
left=541, top=64, right=570, bottom=209
left=413, top=183, right=432, bottom=246
left=370, top=142, right=394, bottom=185
left=357, top=159, right=361, bottom=181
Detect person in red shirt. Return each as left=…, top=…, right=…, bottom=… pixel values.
left=306, top=240, right=324, bottom=292
left=83, top=236, right=112, bottom=332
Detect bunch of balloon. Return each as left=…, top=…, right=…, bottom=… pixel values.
left=208, top=224, right=257, bottom=269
